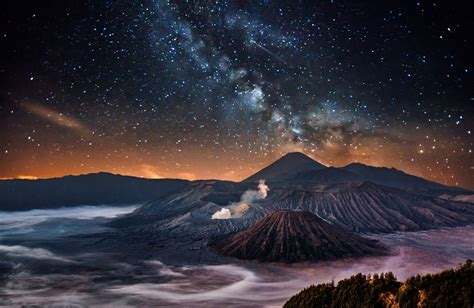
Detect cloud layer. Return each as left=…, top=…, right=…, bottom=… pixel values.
left=1, top=205, right=473, bottom=307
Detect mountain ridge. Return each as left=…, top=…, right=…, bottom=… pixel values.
left=1, top=152, right=471, bottom=211
left=0, top=173, right=190, bottom=211
left=243, top=152, right=470, bottom=194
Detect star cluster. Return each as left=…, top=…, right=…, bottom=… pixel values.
left=0, top=0, right=472, bottom=188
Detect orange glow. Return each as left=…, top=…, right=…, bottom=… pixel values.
left=0, top=143, right=472, bottom=189
left=0, top=175, right=38, bottom=180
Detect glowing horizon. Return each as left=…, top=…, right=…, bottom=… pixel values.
left=1, top=150, right=471, bottom=190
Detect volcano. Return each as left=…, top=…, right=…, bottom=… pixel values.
left=209, top=210, right=386, bottom=263
left=243, top=152, right=326, bottom=183
left=243, top=152, right=468, bottom=195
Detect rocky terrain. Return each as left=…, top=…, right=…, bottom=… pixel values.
left=209, top=210, right=386, bottom=262
left=113, top=180, right=474, bottom=236
left=263, top=181, right=474, bottom=233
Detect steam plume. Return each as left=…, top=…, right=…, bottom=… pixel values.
left=211, top=208, right=232, bottom=220
left=257, top=179, right=269, bottom=198
left=211, top=180, right=269, bottom=220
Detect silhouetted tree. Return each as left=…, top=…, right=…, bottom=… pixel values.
left=285, top=260, right=474, bottom=308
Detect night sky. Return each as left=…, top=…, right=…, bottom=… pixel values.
left=1, top=1, right=473, bottom=188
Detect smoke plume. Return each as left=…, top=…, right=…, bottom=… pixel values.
left=211, top=180, right=269, bottom=220
left=211, top=208, right=232, bottom=219
left=211, top=204, right=249, bottom=220
left=257, top=179, right=269, bottom=198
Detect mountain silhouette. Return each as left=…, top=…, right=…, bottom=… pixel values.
left=341, top=162, right=462, bottom=193
left=243, top=152, right=326, bottom=183
left=243, top=152, right=469, bottom=194
left=0, top=172, right=189, bottom=211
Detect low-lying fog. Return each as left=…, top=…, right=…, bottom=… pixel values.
left=0, top=205, right=139, bottom=238
left=0, top=205, right=473, bottom=307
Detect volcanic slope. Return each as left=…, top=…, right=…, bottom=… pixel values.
left=243, top=152, right=326, bottom=183
left=114, top=181, right=474, bottom=236
left=209, top=210, right=386, bottom=263
left=264, top=182, right=474, bottom=233
left=108, top=180, right=474, bottom=263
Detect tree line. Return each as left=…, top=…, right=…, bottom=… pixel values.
left=284, top=259, right=473, bottom=307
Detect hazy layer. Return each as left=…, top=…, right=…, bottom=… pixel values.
left=0, top=206, right=472, bottom=307
left=0, top=205, right=138, bottom=238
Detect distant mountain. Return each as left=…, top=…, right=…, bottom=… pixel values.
left=341, top=163, right=467, bottom=194
left=243, top=152, right=326, bottom=183
left=0, top=172, right=189, bottom=211
left=285, top=260, right=474, bottom=308
left=209, top=210, right=386, bottom=263
left=243, top=152, right=470, bottom=195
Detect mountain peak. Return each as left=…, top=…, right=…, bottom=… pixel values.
left=243, top=152, right=326, bottom=182
left=282, top=151, right=312, bottom=158
left=276, top=152, right=322, bottom=164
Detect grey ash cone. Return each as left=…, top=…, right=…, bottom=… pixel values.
left=209, top=210, right=387, bottom=263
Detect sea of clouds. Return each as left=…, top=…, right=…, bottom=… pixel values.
left=0, top=205, right=473, bottom=306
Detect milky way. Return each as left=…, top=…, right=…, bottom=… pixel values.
left=0, top=1, right=472, bottom=187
